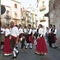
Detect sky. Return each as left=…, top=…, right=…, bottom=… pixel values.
left=16, top=0, right=37, bottom=8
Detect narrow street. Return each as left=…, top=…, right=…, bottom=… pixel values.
left=1, top=0, right=60, bottom=60
left=0, top=40, right=60, bottom=60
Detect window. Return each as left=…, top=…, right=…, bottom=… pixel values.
left=14, top=4, right=17, bottom=8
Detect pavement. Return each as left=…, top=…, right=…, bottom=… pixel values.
left=0, top=40, right=60, bottom=60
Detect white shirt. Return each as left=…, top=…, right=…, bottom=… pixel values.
left=24, top=28, right=28, bottom=33
left=10, top=26, right=19, bottom=37
left=19, top=28, right=24, bottom=34
left=32, top=29, right=37, bottom=35
left=38, top=28, right=44, bottom=37
left=5, top=28, right=10, bottom=36
left=49, top=28, right=51, bottom=33
left=28, top=29, right=32, bottom=34
left=54, top=29, right=57, bottom=34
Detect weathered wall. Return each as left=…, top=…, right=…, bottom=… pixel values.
left=49, top=0, right=60, bottom=39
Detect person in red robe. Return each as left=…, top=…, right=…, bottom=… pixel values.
left=35, top=24, right=48, bottom=55
left=3, top=24, right=12, bottom=56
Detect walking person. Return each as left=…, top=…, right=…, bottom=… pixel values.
left=51, top=25, right=57, bottom=48
left=24, top=26, right=29, bottom=49
left=48, top=24, right=53, bottom=48
left=45, top=27, right=49, bottom=42
left=35, top=24, right=48, bottom=55
left=10, top=21, right=19, bottom=58
left=3, top=24, right=12, bottom=56
left=25, top=24, right=33, bottom=49
left=18, top=24, right=25, bottom=52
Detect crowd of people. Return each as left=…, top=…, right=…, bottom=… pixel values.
left=0, top=21, right=57, bottom=59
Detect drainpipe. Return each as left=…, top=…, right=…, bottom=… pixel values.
left=49, top=0, right=50, bottom=26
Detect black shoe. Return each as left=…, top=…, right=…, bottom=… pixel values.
left=16, top=52, right=19, bottom=57
left=49, top=46, right=52, bottom=48
left=16, top=47, right=18, bottom=49
left=53, top=47, right=57, bottom=49
left=29, top=47, right=32, bottom=49
left=25, top=48, right=27, bottom=49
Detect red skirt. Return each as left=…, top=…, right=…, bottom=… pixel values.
left=3, top=37, right=12, bottom=54
left=19, top=33, right=24, bottom=38
left=29, top=36, right=34, bottom=44
left=53, top=35, right=57, bottom=43
left=35, top=37, right=48, bottom=54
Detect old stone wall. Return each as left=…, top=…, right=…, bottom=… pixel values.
left=49, top=0, right=60, bottom=39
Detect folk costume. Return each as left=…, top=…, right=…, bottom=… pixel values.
left=10, top=23, right=19, bottom=58
left=3, top=27, right=12, bottom=56
left=35, top=25, right=48, bottom=55
left=19, top=27, right=25, bottom=52
left=51, top=25, right=57, bottom=48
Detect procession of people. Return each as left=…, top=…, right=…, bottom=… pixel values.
left=0, top=21, right=58, bottom=59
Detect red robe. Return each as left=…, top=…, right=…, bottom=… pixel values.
left=35, top=37, right=48, bottom=54
left=3, top=37, right=12, bottom=54
left=29, top=36, right=34, bottom=44
left=53, top=35, right=57, bottom=43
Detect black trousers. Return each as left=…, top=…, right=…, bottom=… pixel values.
left=48, top=34, right=54, bottom=47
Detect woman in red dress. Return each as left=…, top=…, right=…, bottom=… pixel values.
left=35, top=24, right=48, bottom=55
left=3, top=24, right=12, bottom=56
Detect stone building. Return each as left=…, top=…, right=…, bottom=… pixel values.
left=49, top=0, right=60, bottom=39
left=1, top=0, right=21, bottom=25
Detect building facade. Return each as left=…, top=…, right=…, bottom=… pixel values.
left=1, top=0, right=21, bottom=25
left=49, top=0, right=60, bottom=39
